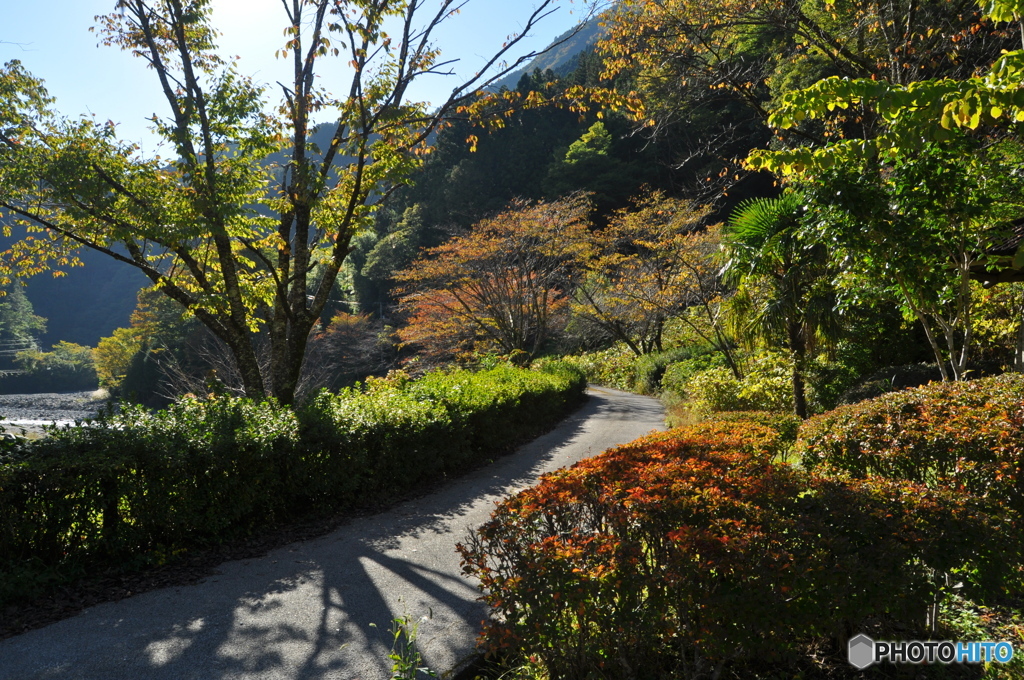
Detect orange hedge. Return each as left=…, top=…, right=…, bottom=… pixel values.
left=797, top=373, right=1024, bottom=515
left=460, top=419, right=1013, bottom=679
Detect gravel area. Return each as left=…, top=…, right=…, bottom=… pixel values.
left=0, top=390, right=112, bottom=436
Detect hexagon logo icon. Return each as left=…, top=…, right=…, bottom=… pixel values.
left=848, top=634, right=875, bottom=669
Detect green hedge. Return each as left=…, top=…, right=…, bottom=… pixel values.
left=0, top=363, right=585, bottom=606
left=554, top=345, right=719, bottom=394
left=682, top=350, right=793, bottom=414
left=660, top=351, right=728, bottom=397
left=461, top=416, right=1013, bottom=679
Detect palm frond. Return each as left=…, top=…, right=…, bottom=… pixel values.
left=726, top=192, right=804, bottom=243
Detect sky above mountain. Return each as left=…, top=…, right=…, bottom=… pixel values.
left=0, top=0, right=589, bottom=152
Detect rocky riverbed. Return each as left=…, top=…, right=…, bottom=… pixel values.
left=0, top=390, right=112, bottom=437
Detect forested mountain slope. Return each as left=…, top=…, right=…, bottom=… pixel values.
left=0, top=226, right=145, bottom=348
left=488, top=17, right=606, bottom=92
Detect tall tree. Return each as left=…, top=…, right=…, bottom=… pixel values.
left=724, top=192, right=840, bottom=418
left=801, top=140, right=1024, bottom=381
left=748, top=1, right=1024, bottom=180
left=571, top=192, right=740, bottom=373
left=0, top=282, right=45, bottom=370
left=545, top=120, right=642, bottom=212
left=598, top=0, right=1017, bottom=198
left=741, top=1, right=1024, bottom=379
left=0, top=0, right=578, bottom=404
left=94, top=285, right=200, bottom=395
left=395, top=195, right=592, bottom=362
left=0, top=283, right=45, bottom=346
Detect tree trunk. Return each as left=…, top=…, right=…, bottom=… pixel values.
left=226, top=327, right=266, bottom=400
left=939, top=319, right=964, bottom=381
left=713, top=328, right=744, bottom=380
left=789, top=322, right=808, bottom=419
left=266, top=289, right=318, bottom=406
left=909, top=304, right=951, bottom=382
left=270, top=349, right=299, bottom=405
left=1015, top=308, right=1024, bottom=373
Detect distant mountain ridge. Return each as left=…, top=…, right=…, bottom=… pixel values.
left=2, top=17, right=603, bottom=350
left=0, top=223, right=147, bottom=348
left=489, top=17, right=606, bottom=91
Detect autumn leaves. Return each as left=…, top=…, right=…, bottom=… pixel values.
left=393, top=192, right=722, bottom=365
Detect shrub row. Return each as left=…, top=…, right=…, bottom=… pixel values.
left=704, top=410, right=801, bottom=455
left=555, top=345, right=710, bottom=395
left=681, top=350, right=793, bottom=414
left=460, top=415, right=1018, bottom=679
left=0, top=363, right=586, bottom=607
left=798, top=373, right=1024, bottom=516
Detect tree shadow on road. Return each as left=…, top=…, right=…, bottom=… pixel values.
left=0, top=388, right=665, bottom=680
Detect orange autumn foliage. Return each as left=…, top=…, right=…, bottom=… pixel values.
left=395, top=195, right=593, bottom=362
left=460, top=415, right=1017, bottom=678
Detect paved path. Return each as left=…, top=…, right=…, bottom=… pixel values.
left=0, top=387, right=665, bottom=680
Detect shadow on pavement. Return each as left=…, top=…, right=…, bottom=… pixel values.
left=0, top=388, right=665, bottom=680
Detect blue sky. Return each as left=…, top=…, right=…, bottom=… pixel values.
left=0, top=1, right=587, bottom=152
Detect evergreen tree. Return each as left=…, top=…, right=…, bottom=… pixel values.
left=0, top=284, right=45, bottom=345
left=0, top=283, right=45, bottom=370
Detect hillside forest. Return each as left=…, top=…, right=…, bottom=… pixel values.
left=1, top=0, right=1022, bottom=411
left=2, top=0, right=1024, bottom=677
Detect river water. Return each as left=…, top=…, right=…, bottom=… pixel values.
left=0, top=390, right=110, bottom=437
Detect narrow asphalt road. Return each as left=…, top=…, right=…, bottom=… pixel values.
left=0, top=387, right=665, bottom=680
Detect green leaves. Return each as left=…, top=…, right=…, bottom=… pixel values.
left=754, top=37, right=1024, bottom=178
left=983, top=0, right=1024, bottom=23
left=0, top=60, right=53, bottom=142
left=797, top=139, right=1024, bottom=381
left=0, top=364, right=586, bottom=608
left=5, top=0, right=576, bottom=403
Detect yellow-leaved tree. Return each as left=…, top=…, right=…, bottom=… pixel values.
left=0, top=0, right=580, bottom=404
left=571, top=192, right=740, bottom=374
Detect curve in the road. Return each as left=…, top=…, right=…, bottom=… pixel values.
left=0, top=387, right=665, bottom=680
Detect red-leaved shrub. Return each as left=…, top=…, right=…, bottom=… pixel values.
left=797, top=373, right=1024, bottom=515
left=459, top=419, right=1012, bottom=679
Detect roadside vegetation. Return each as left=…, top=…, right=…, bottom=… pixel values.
left=461, top=395, right=1024, bottom=679
left=0, top=363, right=585, bottom=610
left=1, top=0, right=1024, bottom=676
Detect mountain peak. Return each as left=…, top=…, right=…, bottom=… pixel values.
left=488, top=17, right=606, bottom=92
